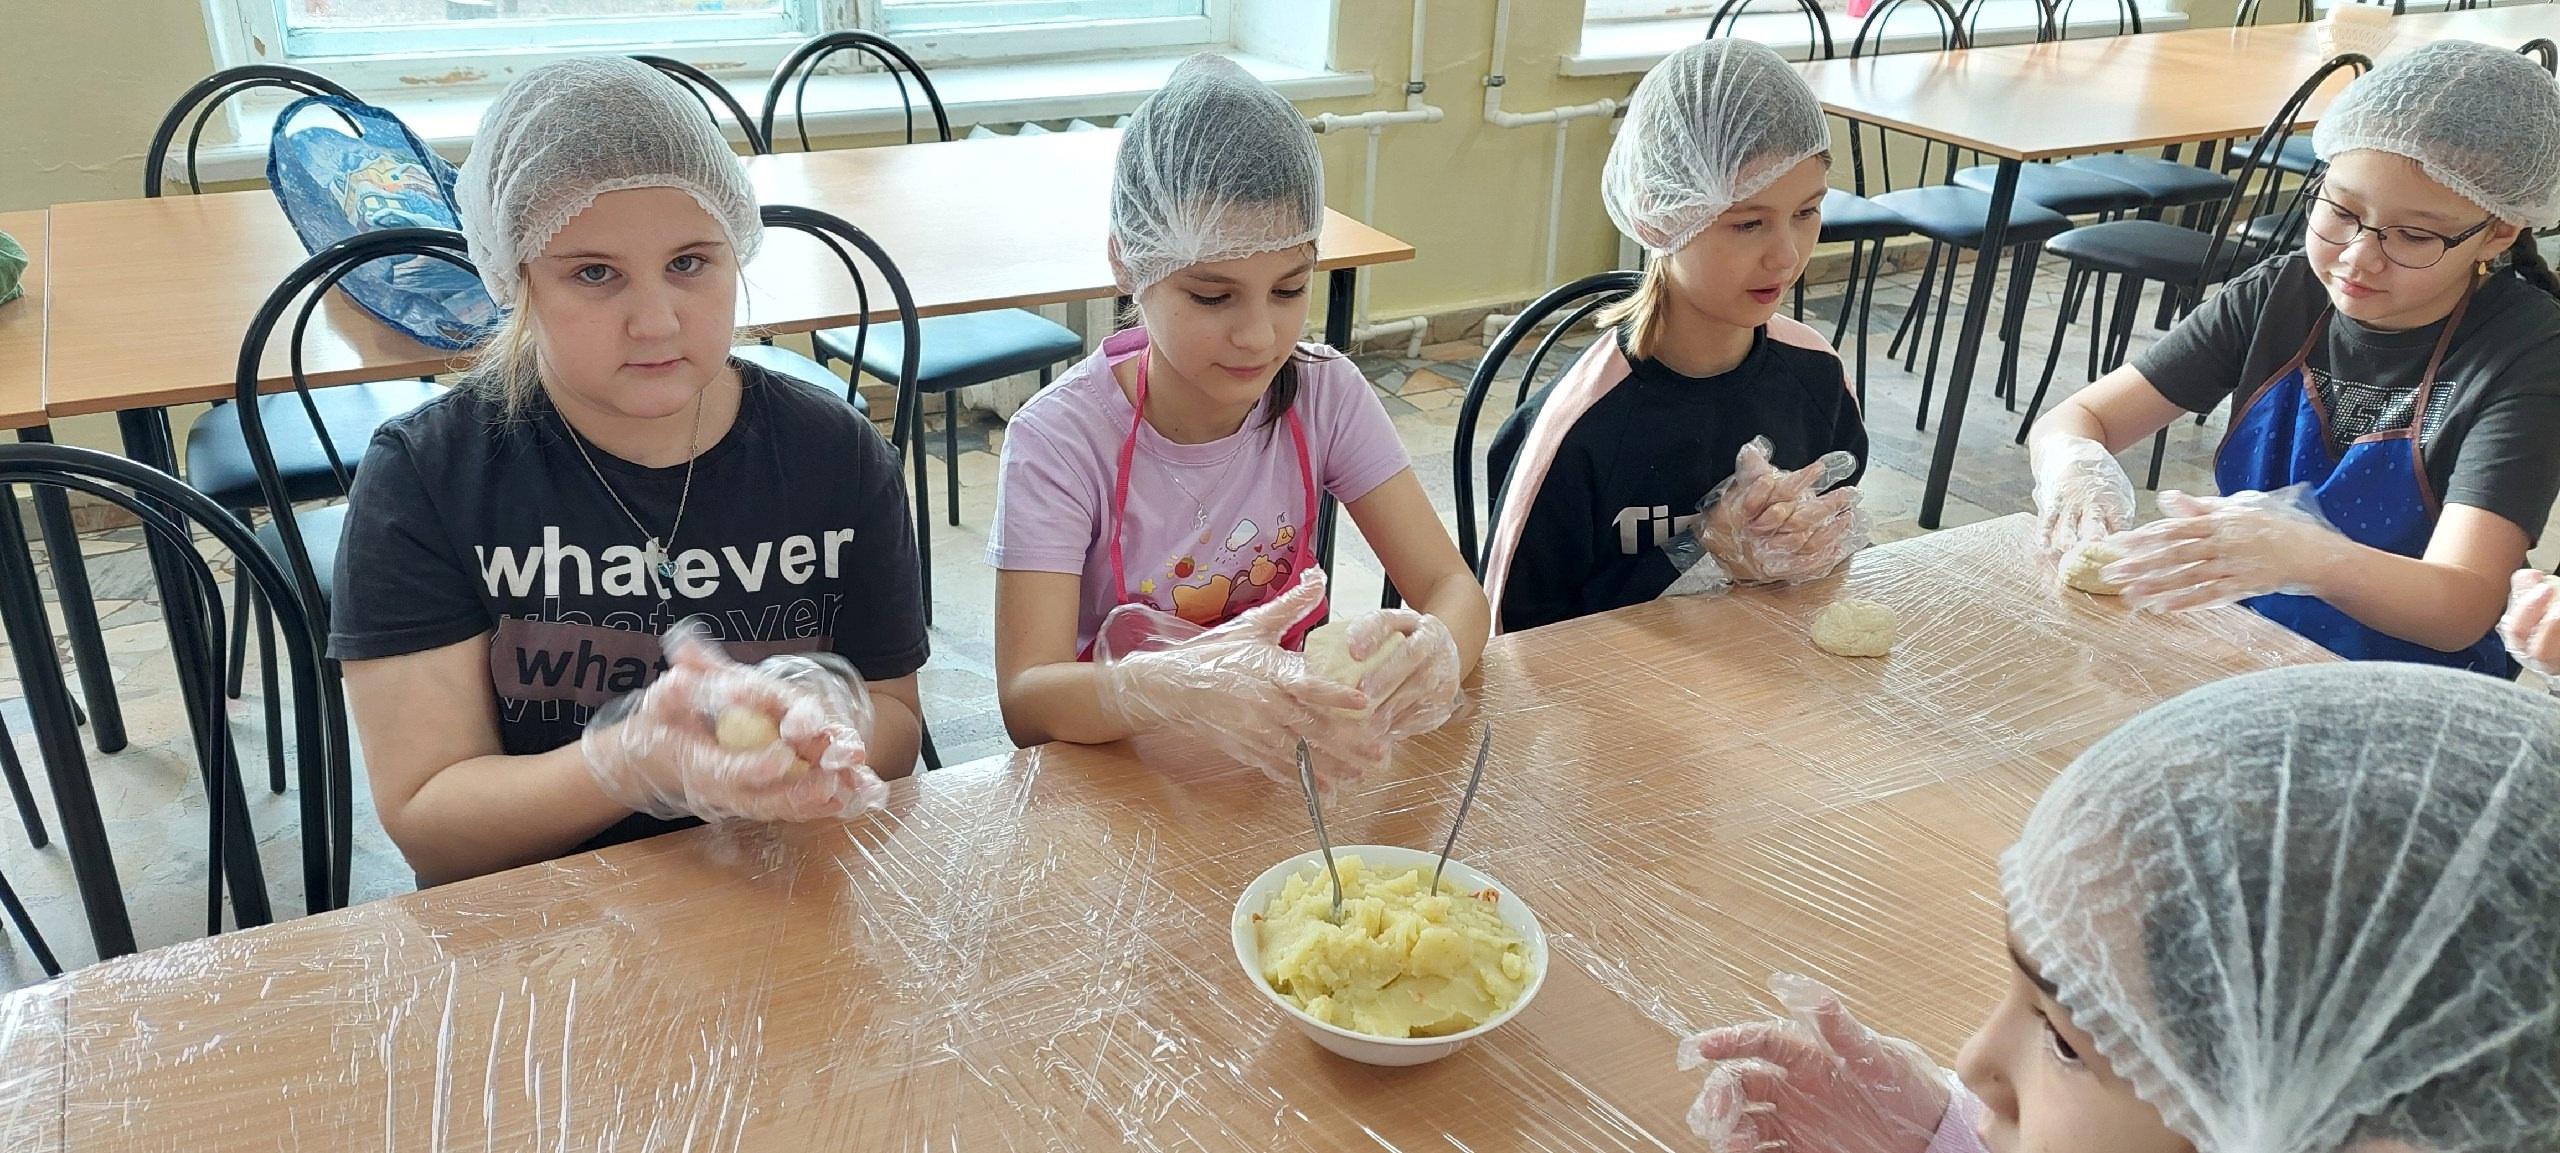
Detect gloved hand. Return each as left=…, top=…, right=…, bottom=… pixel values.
left=1095, top=570, right=1380, bottom=786
left=580, top=626, right=888, bottom=823
left=2499, top=569, right=2560, bottom=678
left=1665, top=438, right=1868, bottom=597
left=2031, top=434, right=2136, bottom=557
left=1680, top=973, right=1956, bottom=1153
left=2100, top=486, right=2346, bottom=613
left=1321, top=608, right=1466, bottom=739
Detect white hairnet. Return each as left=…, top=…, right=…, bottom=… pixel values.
left=2313, top=39, right=2560, bottom=229
left=1111, top=53, right=1324, bottom=294
left=1603, top=38, right=1833, bottom=256
left=2003, top=663, right=2560, bottom=1153
left=456, top=55, right=763, bottom=309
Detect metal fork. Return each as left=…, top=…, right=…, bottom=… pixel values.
left=1295, top=739, right=1343, bottom=923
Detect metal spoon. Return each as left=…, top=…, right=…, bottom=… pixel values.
left=1296, top=739, right=1343, bottom=924
left=1433, top=723, right=1493, bottom=893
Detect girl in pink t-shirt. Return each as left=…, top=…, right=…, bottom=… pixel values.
left=986, top=55, right=1486, bottom=777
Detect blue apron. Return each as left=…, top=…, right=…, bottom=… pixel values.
left=2212, top=284, right=2510, bottom=675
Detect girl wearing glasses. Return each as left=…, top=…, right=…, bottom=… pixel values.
left=2028, top=41, right=2560, bottom=676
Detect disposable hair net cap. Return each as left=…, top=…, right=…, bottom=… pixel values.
left=2002, top=663, right=2560, bottom=1153
left=2312, top=39, right=2560, bottom=229
left=1603, top=38, right=1832, bottom=256
left=1111, top=53, right=1324, bottom=294
left=456, top=55, right=764, bottom=309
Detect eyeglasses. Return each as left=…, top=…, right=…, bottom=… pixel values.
left=2301, top=179, right=2494, bottom=270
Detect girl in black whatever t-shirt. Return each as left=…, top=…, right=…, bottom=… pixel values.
left=330, top=57, right=925, bottom=886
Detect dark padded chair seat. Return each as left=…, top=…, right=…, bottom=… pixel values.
left=733, top=343, right=867, bottom=416
left=185, top=379, right=445, bottom=510
left=253, top=502, right=347, bottom=601
left=1820, top=188, right=1913, bottom=243
left=2059, top=153, right=2237, bottom=207
left=1871, top=185, right=2076, bottom=248
left=1954, top=163, right=2148, bottom=216
left=2044, top=219, right=2218, bottom=283
left=818, top=308, right=1083, bottom=393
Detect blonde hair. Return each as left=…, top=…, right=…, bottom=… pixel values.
left=1594, top=260, right=1676, bottom=362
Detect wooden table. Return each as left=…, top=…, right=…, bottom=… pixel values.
left=40, top=129, right=1414, bottom=417
left=0, top=210, right=126, bottom=965
left=1795, top=4, right=2560, bottom=528
left=0, top=516, right=2333, bottom=1150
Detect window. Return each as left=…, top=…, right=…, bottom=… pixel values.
left=205, top=0, right=1233, bottom=88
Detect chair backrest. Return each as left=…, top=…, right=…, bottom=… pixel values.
left=1452, top=271, right=1642, bottom=571
left=2195, top=52, right=2372, bottom=290
left=757, top=203, right=927, bottom=460
left=146, top=64, right=357, bottom=197
left=1704, top=0, right=1837, bottom=61
left=231, top=228, right=477, bottom=618
left=1956, top=0, right=2058, bottom=43
left=1849, top=0, right=1968, bottom=194
left=0, top=442, right=352, bottom=931
left=2522, top=37, right=2558, bottom=75
left=633, top=54, right=770, bottom=155
left=761, top=31, right=952, bottom=154
left=2047, top=0, right=2141, bottom=39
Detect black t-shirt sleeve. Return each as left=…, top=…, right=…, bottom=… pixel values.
left=1489, top=396, right=1678, bottom=633
left=2134, top=258, right=2282, bottom=413
left=2443, top=372, right=2560, bottom=542
left=824, top=416, right=930, bottom=683
left=329, top=427, right=492, bottom=662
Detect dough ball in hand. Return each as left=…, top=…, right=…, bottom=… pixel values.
left=1811, top=599, right=1898, bottom=658
left=2062, top=538, right=2129, bottom=596
left=714, top=707, right=808, bottom=774
left=1302, top=620, right=1405, bottom=711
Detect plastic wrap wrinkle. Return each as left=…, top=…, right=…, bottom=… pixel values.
left=0, top=515, right=2334, bottom=1150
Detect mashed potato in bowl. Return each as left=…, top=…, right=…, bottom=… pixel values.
left=1255, top=854, right=1532, bottom=1039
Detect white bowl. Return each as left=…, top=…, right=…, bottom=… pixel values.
left=1231, top=844, right=1548, bottom=1067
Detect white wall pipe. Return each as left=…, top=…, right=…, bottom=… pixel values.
left=1483, top=0, right=1621, bottom=128
left=1306, top=0, right=1441, bottom=352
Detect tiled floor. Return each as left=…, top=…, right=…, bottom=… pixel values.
left=2, top=252, right=2551, bottom=990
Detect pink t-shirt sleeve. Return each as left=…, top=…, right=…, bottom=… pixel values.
left=985, top=417, right=1104, bottom=575
left=1306, top=353, right=1411, bottom=504
left=1927, top=1087, right=1991, bottom=1153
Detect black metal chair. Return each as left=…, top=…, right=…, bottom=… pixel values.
left=762, top=31, right=1085, bottom=536
left=1707, top=0, right=1914, bottom=406
left=1855, top=0, right=2077, bottom=428
left=628, top=55, right=871, bottom=409
left=0, top=713, right=59, bottom=977
left=0, top=442, right=351, bottom=963
left=751, top=204, right=941, bottom=769
left=2019, top=53, right=2373, bottom=489
left=147, top=66, right=451, bottom=716
left=2521, top=37, right=2557, bottom=74
left=1452, top=272, right=1643, bottom=575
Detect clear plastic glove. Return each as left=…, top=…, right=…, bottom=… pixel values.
left=2031, top=434, right=2136, bottom=557
left=580, top=626, right=889, bottom=823
left=1665, top=438, right=1868, bottom=597
left=1094, top=569, right=1381, bottom=787
left=1324, top=609, right=1465, bottom=739
left=1680, top=973, right=1955, bottom=1153
left=2101, top=485, right=2348, bottom=613
left=2499, top=569, right=2560, bottom=678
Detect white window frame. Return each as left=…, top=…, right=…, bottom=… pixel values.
left=200, top=0, right=1232, bottom=92
left=1584, top=0, right=1752, bottom=20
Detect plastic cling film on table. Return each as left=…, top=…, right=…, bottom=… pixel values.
left=0, top=515, right=2337, bottom=1150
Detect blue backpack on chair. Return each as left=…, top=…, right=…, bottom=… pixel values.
left=266, top=94, right=497, bottom=349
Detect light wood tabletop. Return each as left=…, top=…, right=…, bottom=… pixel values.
left=41, top=129, right=1413, bottom=419
left=0, top=211, right=48, bottom=431
left=0, top=515, right=2332, bottom=1151
left=1797, top=6, right=2560, bottom=160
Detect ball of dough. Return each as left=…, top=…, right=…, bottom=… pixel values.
left=1811, top=599, right=1897, bottom=658
left=714, top=707, right=807, bottom=773
left=1302, top=620, right=1405, bottom=708
left=2061, top=539, right=2129, bottom=596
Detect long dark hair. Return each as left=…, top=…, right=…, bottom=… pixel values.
left=2506, top=235, right=2560, bottom=300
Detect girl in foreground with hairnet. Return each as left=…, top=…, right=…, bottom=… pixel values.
left=332, top=57, right=924, bottom=885
left=1681, top=661, right=2560, bottom=1153
left=1480, top=39, right=1870, bottom=634
left=2032, top=41, right=2560, bottom=677
left=987, top=55, right=1485, bottom=788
